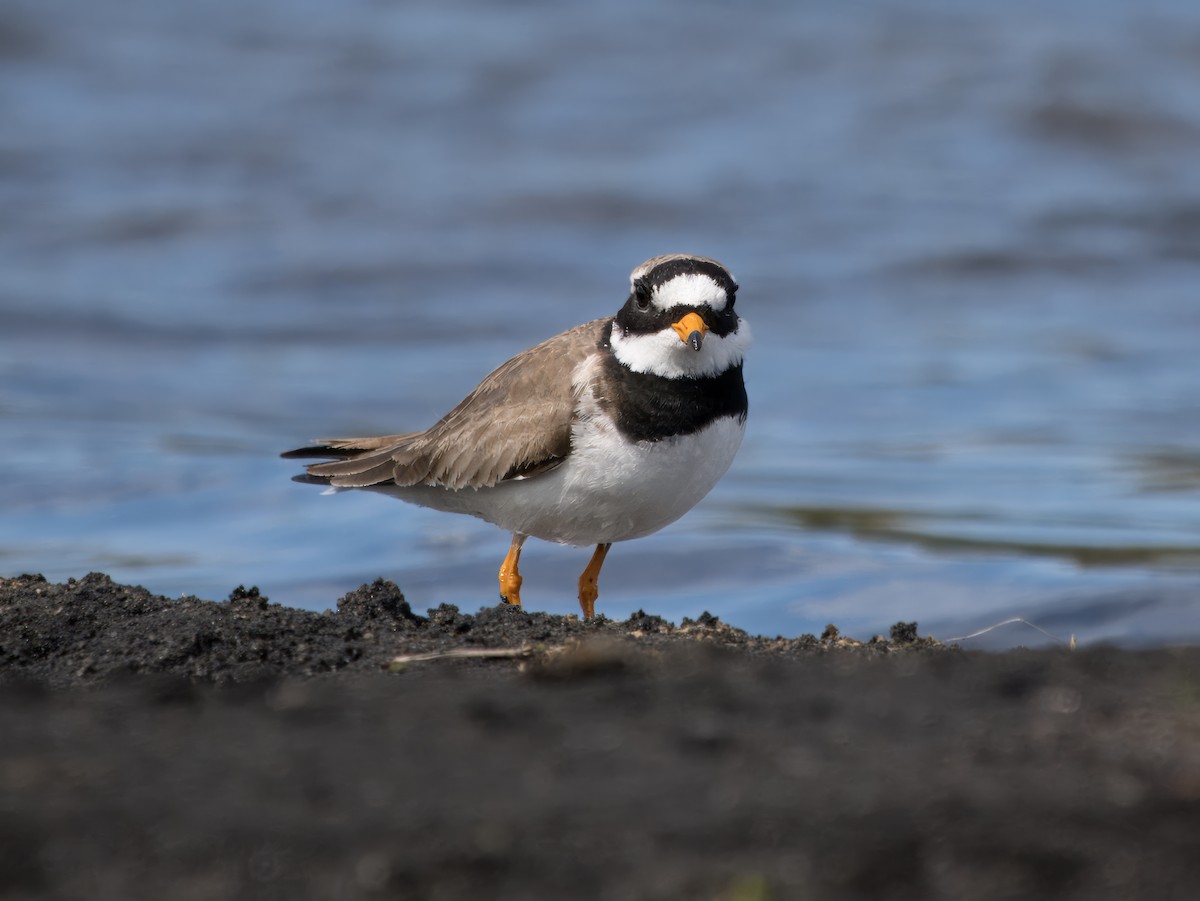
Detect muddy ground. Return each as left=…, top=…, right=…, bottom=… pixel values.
left=1, top=573, right=1198, bottom=900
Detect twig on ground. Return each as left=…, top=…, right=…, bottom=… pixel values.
left=386, top=645, right=537, bottom=671
left=944, top=617, right=1076, bottom=649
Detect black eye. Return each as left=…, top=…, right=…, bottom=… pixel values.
left=633, top=280, right=652, bottom=311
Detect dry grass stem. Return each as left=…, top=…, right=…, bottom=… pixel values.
left=387, top=645, right=537, bottom=670
left=944, top=617, right=1076, bottom=649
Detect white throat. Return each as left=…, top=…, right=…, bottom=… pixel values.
left=609, top=317, right=751, bottom=379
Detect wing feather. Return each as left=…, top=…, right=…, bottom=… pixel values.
left=283, top=319, right=608, bottom=490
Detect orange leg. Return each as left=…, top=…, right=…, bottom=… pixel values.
left=577, top=543, right=612, bottom=619
left=498, top=534, right=526, bottom=606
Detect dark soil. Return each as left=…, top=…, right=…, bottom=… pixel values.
left=2, top=573, right=1198, bottom=900
left=0, top=573, right=938, bottom=687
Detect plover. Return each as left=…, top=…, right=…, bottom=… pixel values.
left=283, top=253, right=750, bottom=617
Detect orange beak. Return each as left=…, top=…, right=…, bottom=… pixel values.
left=671, top=312, right=708, bottom=351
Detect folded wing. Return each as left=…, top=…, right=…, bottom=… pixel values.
left=282, top=319, right=607, bottom=491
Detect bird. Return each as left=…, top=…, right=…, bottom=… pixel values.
left=282, top=253, right=750, bottom=618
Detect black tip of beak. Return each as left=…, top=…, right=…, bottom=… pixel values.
left=687, top=331, right=704, bottom=351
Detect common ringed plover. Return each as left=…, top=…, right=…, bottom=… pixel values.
left=283, top=253, right=749, bottom=617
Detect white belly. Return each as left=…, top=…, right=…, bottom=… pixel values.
left=371, top=415, right=745, bottom=546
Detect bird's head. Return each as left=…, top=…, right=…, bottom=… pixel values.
left=610, top=254, right=750, bottom=379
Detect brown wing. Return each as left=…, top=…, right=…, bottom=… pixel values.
left=282, top=319, right=609, bottom=490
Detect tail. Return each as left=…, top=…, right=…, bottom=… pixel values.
left=281, top=435, right=418, bottom=489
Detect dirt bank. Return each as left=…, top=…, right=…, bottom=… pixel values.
left=1, top=573, right=1197, bottom=900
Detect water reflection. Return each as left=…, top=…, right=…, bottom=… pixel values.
left=761, top=504, right=1200, bottom=568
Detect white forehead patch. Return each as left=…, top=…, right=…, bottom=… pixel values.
left=640, top=273, right=729, bottom=313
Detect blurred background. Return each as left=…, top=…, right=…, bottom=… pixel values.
left=2, top=0, right=1199, bottom=646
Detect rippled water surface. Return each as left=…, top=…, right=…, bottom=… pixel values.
left=3, top=0, right=1200, bottom=646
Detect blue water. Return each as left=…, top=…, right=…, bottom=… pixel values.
left=3, top=0, right=1199, bottom=647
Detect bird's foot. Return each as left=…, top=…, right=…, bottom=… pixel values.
left=499, top=572, right=523, bottom=607
left=498, top=534, right=526, bottom=607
